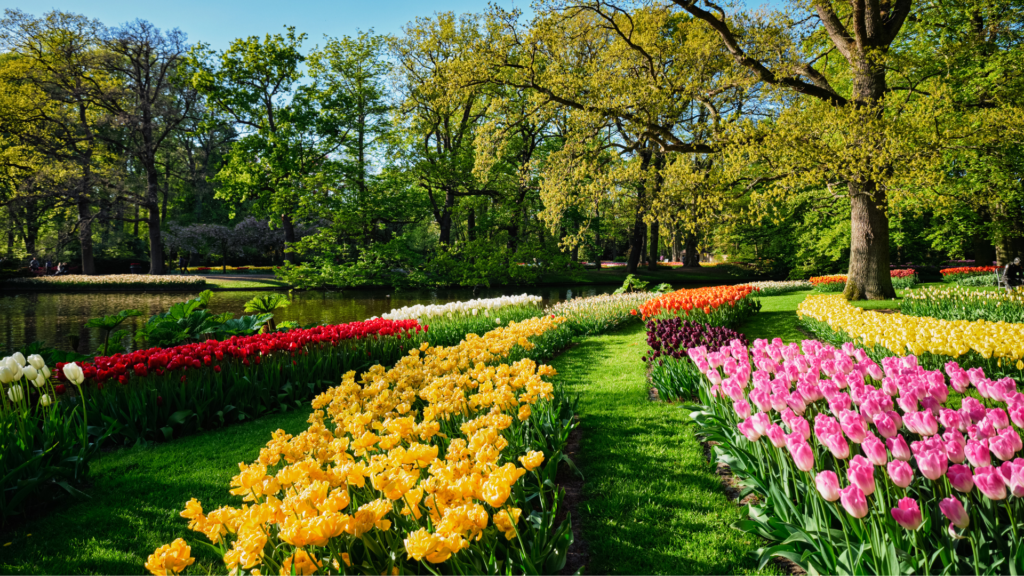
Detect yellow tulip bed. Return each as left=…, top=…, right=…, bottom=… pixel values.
left=147, top=316, right=576, bottom=576
left=798, top=294, right=1024, bottom=376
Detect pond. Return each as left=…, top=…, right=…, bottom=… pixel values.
left=0, top=284, right=619, bottom=354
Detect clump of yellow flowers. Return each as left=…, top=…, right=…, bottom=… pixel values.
left=147, top=316, right=569, bottom=576
left=798, top=295, right=1024, bottom=370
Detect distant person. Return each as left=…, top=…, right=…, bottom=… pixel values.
left=1007, top=257, right=1023, bottom=289
left=179, top=254, right=188, bottom=274
left=29, top=256, right=40, bottom=270
left=56, top=262, right=69, bottom=275
left=44, top=259, right=53, bottom=274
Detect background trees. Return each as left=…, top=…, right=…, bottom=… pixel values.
left=0, top=2, right=1020, bottom=294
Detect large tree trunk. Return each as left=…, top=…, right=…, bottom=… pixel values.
left=671, top=227, right=683, bottom=263
left=282, top=214, right=297, bottom=264
left=626, top=149, right=652, bottom=274
left=843, top=184, right=895, bottom=300
left=682, top=231, right=701, bottom=268
left=147, top=203, right=164, bottom=275
left=648, top=220, right=660, bottom=270
left=77, top=197, right=96, bottom=274
left=467, top=208, right=476, bottom=241
left=438, top=189, right=456, bottom=245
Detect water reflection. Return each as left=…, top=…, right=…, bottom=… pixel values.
left=0, top=285, right=618, bottom=353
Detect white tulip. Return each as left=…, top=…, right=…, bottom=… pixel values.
left=7, top=385, right=24, bottom=402
left=0, top=366, right=11, bottom=384
left=34, top=374, right=45, bottom=388
left=63, top=362, right=85, bottom=386
left=495, top=318, right=502, bottom=324
left=39, top=394, right=52, bottom=407
left=42, top=366, right=51, bottom=379
left=23, top=366, right=37, bottom=381
left=11, top=352, right=25, bottom=367
left=27, top=354, right=45, bottom=370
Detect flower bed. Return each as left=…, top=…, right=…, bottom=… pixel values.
left=545, top=292, right=650, bottom=335
left=53, top=319, right=423, bottom=444
left=0, top=352, right=94, bottom=522
left=634, top=285, right=760, bottom=326
left=645, top=319, right=747, bottom=400
left=382, top=294, right=544, bottom=346
left=686, top=338, right=1024, bottom=575
left=740, top=280, right=812, bottom=296
left=941, top=266, right=999, bottom=286
left=147, top=316, right=577, bottom=576
left=889, top=268, right=919, bottom=290
left=810, top=275, right=848, bottom=292
left=5, top=274, right=208, bottom=289
left=903, top=286, right=1024, bottom=324
left=797, top=294, right=1024, bottom=379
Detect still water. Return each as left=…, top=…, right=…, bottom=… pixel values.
left=0, top=285, right=618, bottom=353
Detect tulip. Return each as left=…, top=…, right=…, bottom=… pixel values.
left=765, top=424, right=787, bottom=448
left=891, top=497, right=923, bottom=530
left=989, top=432, right=1018, bottom=462
left=945, top=439, right=966, bottom=464
left=816, top=470, right=841, bottom=502
left=27, top=354, right=44, bottom=370
left=887, top=435, right=913, bottom=462
left=7, top=384, right=24, bottom=402
left=39, top=394, right=52, bottom=407
left=848, top=456, right=876, bottom=495
left=947, top=464, right=974, bottom=493
left=22, top=365, right=37, bottom=381
left=862, top=433, right=889, bottom=467
left=11, top=352, right=25, bottom=367
left=840, top=411, right=868, bottom=443
left=823, top=432, right=851, bottom=459
left=940, top=497, right=970, bottom=529
left=63, top=362, right=85, bottom=386
left=965, top=440, right=991, bottom=468
left=874, top=412, right=898, bottom=438
left=917, top=449, right=948, bottom=481
left=41, top=366, right=50, bottom=379
left=840, top=484, right=869, bottom=519
left=0, top=366, right=13, bottom=385
left=887, top=460, right=914, bottom=488
left=974, top=466, right=1007, bottom=500
left=733, top=399, right=751, bottom=419
left=750, top=413, right=771, bottom=436
left=737, top=419, right=762, bottom=442
left=790, top=441, right=815, bottom=472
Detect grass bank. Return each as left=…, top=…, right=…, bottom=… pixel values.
left=0, top=408, right=313, bottom=575
left=551, top=323, right=773, bottom=575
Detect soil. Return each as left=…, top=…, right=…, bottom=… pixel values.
left=557, top=419, right=589, bottom=575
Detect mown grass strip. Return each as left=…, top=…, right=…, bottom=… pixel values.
left=550, top=323, right=776, bottom=575
left=0, top=408, right=313, bottom=575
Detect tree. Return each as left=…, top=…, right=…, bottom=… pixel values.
left=187, top=28, right=351, bottom=263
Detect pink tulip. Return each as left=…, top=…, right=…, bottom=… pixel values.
left=965, top=440, right=991, bottom=468
left=737, top=418, right=762, bottom=442
left=945, top=439, right=966, bottom=464
left=790, top=441, right=815, bottom=472
left=874, top=412, right=898, bottom=439
left=787, top=392, right=807, bottom=415
left=866, top=363, right=884, bottom=381
left=1003, top=460, right=1024, bottom=498
left=822, top=432, right=851, bottom=460
left=887, top=435, right=913, bottom=462
left=829, top=393, right=852, bottom=414
left=848, top=455, right=877, bottom=495
left=840, top=411, right=868, bottom=443
left=750, top=412, right=771, bottom=436
left=989, top=431, right=1018, bottom=462
left=733, top=400, right=752, bottom=419
left=916, top=449, right=948, bottom=481
left=887, top=460, right=914, bottom=488
left=962, top=397, right=987, bottom=425
left=840, top=484, right=869, bottom=519
left=974, top=466, right=1008, bottom=500
left=947, top=464, right=975, bottom=493
left=988, top=409, right=1010, bottom=430
left=766, top=424, right=787, bottom=448
left=939, top=409, right=966, bottom=432
left=788, top=416, right=811, bottom=441
left=816, top=470, right=841, bottom=502
left=820, top=381, right=840, bottom=401
left=891, top=497, right=923, bottom=530
left=862, top=434, right=889, bottom=467
left=940, top=497, right=970, bottom=529
left=1009, top=403, right=1024, bottom=429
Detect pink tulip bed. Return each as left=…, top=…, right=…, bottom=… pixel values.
left=678, top=337, right=1024, bottom=575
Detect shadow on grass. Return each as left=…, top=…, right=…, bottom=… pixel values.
left=0, top=407, right=313, bottom=575
left=551, top=323, right=775, bottom=575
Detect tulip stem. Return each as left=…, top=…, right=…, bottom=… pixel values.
left=969, top=534, right=981, bottom=576
left=1005, top=500, right=1019, bottom=541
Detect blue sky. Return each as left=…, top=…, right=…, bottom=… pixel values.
left=9, top=0, right=526, bottom=48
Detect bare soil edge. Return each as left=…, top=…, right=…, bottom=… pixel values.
left=555, top=420, right=588, bottom=575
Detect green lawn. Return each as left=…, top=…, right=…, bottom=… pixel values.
left=0, top=408, right=313, bottom=575
left=203, top=276, right=292, bottom=289
left=551, top=323, right=775, bottom=575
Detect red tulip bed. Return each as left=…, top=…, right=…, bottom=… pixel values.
left=676, top=337, right=1024, bottom=575
left=52, top=319, right=422, bottom=444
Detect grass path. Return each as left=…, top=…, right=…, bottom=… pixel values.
left=0, top=408, right=314, bottom=575
left=550, top=323, right=774, bottom=575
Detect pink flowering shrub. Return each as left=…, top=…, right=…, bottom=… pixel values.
left=685, top=337, right=1024, bottom=575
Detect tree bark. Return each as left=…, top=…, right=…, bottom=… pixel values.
left=626, top=148, right=652, bottom=274
left=648, top=220, right=660, bottom=270
left=282, top=214, right=297, bottom=264
left=843, top=184, right=895, bottom=300
left=77, top=197, right=96, bottom=274
left=682, top=230, right=701, bottom=268
left=467, top=208, right=476, bottom=241
left=437, top=189, right=456, bottom=245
